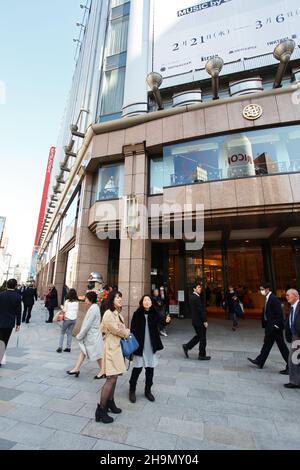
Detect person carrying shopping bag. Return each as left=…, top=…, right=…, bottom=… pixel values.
left=56, top=289, right=79, bottom=353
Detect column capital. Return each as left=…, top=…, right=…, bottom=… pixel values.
left=123, top=142, right=146, bottom=157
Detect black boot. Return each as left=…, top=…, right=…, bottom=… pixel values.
left=107, top=399, right=122, bottom=414
left=95, top=404, right=114, bottom=424
left=145, top=387, right=155, bottom=402
left=129, top=388, right=136, bottom=403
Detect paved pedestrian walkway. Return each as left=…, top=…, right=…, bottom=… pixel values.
left=0, top=301, right=299, bottom=450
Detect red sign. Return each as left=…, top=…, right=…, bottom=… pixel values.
left=34, top=147, right=56, bottom=246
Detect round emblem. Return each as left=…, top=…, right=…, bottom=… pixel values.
left=243, top=104, right=263, bottom=121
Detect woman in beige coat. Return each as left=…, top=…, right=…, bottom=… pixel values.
left=95, top=291, right=130, bottom=424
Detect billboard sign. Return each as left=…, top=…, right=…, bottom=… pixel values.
left=153, top=0, right=299, bottom=78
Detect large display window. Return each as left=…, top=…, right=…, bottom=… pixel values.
left=149, top=125, right=300, bottom=193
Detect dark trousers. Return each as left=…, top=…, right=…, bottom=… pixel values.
left=22, top=304, right=33, bottom=323
left=129, top=367, right=154, bottom=391
left=47, top=308, right=55, bottom=322
left=0, top=328, right=13, bottom=348
left=186, top=324, right=207, bottom=357
left=256, top=328, right=289, bottom=367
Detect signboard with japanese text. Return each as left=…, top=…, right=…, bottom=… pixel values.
left=153, top=0, right=299, bottom=78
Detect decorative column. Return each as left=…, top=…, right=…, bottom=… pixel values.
left=73, top=172, right=109, bottom=296
left=118, top=143, right=151, bottom=324
left=122, top=0, right=150, bottom=117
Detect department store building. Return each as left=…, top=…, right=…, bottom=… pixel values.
left=36, top=0, right=300, bottom=320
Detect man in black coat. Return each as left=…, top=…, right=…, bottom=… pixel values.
left=0, top=279, right=21, bottom=365
left=284, top=289, right=300, bottom=388
left=248, top=282, right=289, bottom=372
left=182, top=283, right=211, bottom=360
left=21, top=284, right=37, bottom=323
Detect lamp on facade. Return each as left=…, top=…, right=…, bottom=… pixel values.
left=76, top=22, right=86, bottom=29
left=124, top=196, right=139, bottom=235
left=73, top=38, right=82, bottom=45
left=60, top=162, right=71, bottom=172
left=205, top=56, right=224, bottom=100
left=273, top=39, right=295, bottom=88
left=146, top=72, right=164, bottom=110
left=80, top=3, right=90, bottom=10
left=56, top=175, right=66, bottom=185
left=70, top=124, right=85, bottom=139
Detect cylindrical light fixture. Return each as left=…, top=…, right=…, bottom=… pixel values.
left=205, top=57, right=224, bottom=100
left=146, top=72, right=164, bottom=110
left=273, top=39, right=295, bottom=88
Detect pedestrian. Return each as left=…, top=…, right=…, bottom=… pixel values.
left=67, top=291, right=103, bottom=378
left=152, top=288, right=170, bottom=337
left=182, top=283, right=211, bottom=360
left=45, top=284, right=58, bottom=323
left=21, top=284, right=37, bottom=323
left=56, top=288, right=79, bottom=353
left=224, top=285, right=241, bottom=331
left=284, top=289, right=300, bottom=389
left=247, top=282, right=289, bottom=372
left=0, top=279, right=21, bottom=366
left=129, top=295, right=170, bottom=403
left=95, top=291, right=130, bottom=424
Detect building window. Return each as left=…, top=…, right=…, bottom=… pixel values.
left=159, top=124, right=300, bottom=189
left=150, top=157, right=163, bottom=195
left=65, top=246, right=78, bottom=290
left=100, top=67, right=126, bottom=118
left=60, top=192, right=80, bottom=249
left=95, top=162, right=124, bottom=201
left=98, top=2, right=130, bottom=121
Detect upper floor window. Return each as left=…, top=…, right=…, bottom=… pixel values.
left=95, top=162, right=124, bottom=201
left=153, top=124, right=300, bottom=191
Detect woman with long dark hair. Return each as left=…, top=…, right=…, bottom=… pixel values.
left=129, top=295, right=170, bottom=403
left=56, top=288, right=79, bottom=353
left=96, top=291, right=130, bottom=424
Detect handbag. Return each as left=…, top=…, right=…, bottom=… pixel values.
left=120, top=333, right=139, bottom=359
left=53, top=310, right=65, bottom=322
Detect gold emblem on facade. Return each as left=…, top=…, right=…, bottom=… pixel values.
left=243, top=104, right=263, bottom=121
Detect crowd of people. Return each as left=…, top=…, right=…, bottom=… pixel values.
left=0, top=277, right=299, bottom=427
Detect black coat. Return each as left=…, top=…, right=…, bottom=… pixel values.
left=22, top=287, right=37, bottom=306
left=45, top=288, right=58, bottom=309
left=262, top=293, right=285, bottom=331
left=130, top=306, right=164, bottom=356
left=285, top=302, right=300, bottom=343
left=189, top=293, right=207, bottom=326
left=0, top=289, right=22, bottom=328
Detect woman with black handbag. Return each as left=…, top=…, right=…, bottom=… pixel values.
left=129, top=295, right=170, bottom=403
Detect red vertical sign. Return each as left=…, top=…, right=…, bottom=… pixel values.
left=34, top=146, right=56, bottom=246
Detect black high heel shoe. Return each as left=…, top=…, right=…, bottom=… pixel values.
left=67, top=370, right=80, bottom=377
left=94, top=374, right=106, bottom=380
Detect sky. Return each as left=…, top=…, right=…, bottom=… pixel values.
left=0, top=0, right=82, bottom=270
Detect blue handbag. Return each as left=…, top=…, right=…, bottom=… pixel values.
left=121, top=333, right=139, bottom=359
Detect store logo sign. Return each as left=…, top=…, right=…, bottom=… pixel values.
left=228, top=154, right=253, bottom=165
left=177, top=0, right=232, bottom=17
left=243, top=104, right=263, bottom=121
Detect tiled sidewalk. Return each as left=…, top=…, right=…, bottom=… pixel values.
left=0, top=301, right=299, bottom=450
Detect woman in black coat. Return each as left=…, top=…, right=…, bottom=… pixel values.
left=129, top=295, right=170, bottom=403
left=45, top=285, right=58, bottom=323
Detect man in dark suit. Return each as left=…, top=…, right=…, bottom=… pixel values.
left=284, top=289, right=300, bottom=389
left=21, top=284, right=37, bottom=323
left=248, top=282, right=289, bottom=372
left=182, top=283, right=211, bottom=360
left=0, top=279, right=21, bottom=366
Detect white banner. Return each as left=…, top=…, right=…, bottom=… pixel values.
left=153, top=0, right=299, bottom=78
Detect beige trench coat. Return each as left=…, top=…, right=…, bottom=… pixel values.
left=101, top=309, right=130, bottom=376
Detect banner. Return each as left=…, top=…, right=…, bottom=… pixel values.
left=153, top=0, right=299, bottom=78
